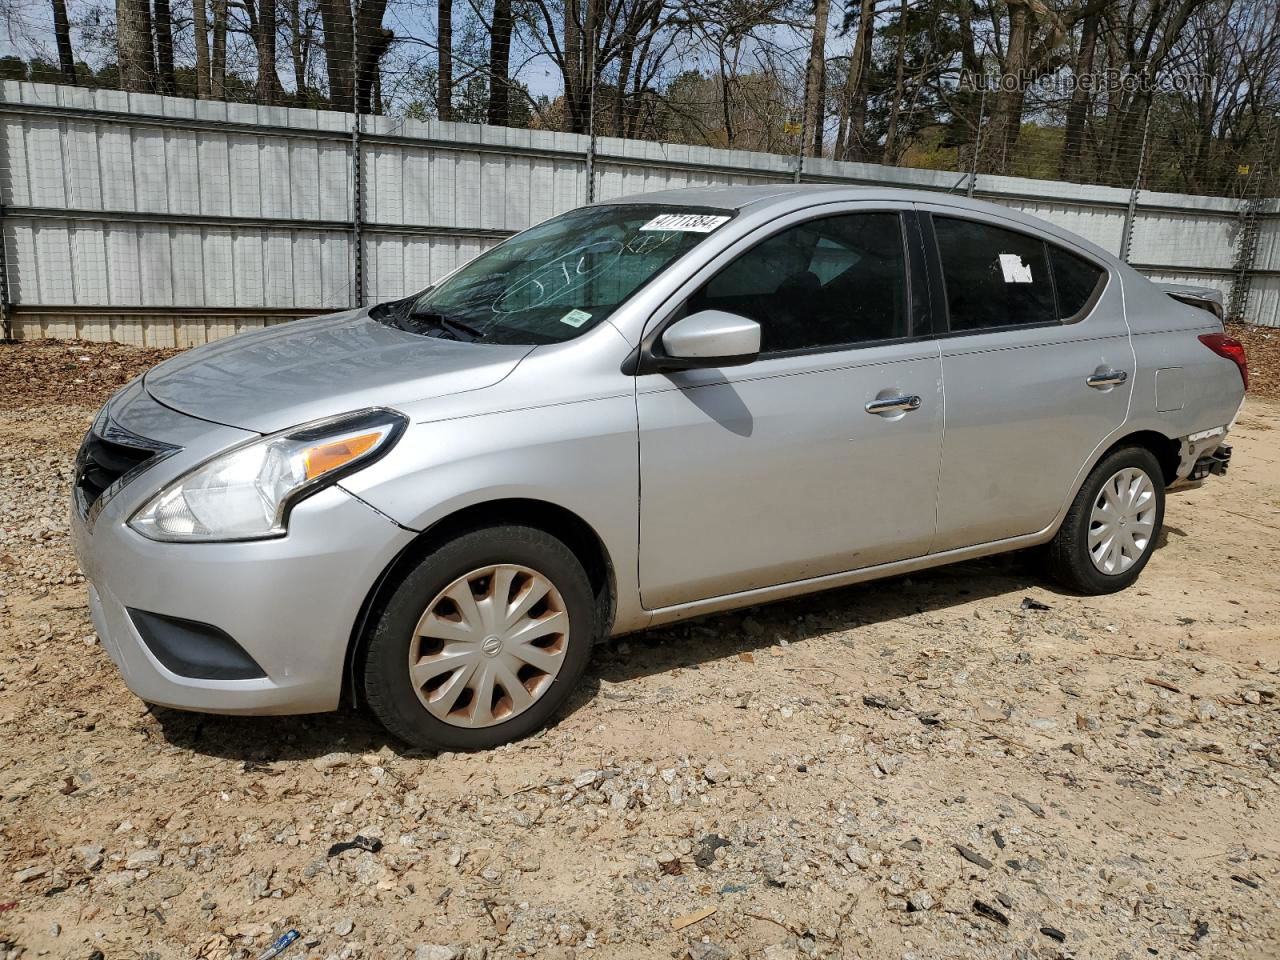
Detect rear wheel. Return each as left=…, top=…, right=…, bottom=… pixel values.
left=363, top=525, right=597, bottom=751
left=1046, top=446, right=1165, bottom=595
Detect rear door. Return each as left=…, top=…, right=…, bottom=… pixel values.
left=635, top=204, right=944, bottom=610
left=918, top=205, right=1135, bottom=551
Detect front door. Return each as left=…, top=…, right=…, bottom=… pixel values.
left=636, top=208, right=944, bottom=610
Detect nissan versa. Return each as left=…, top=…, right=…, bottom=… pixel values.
left=71, top=186, right=1248, bottom=750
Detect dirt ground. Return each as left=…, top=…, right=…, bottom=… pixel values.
left=1, top=339, right=1278, bottom=960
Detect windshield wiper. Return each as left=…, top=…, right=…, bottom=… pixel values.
left=408, top=311, right=486, bottom=342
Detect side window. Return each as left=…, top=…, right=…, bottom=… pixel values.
left=688, top=212, right=908, bottom=354
left=1049, top=245, right=1105, bottom=321
left=933, top=216, right=1056, bottom=331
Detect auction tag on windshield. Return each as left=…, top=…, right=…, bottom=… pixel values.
left=640, top=213, right=731, bottom=233
left=560, top=309, right=592, bottom=328
left=998, top=253, right=1033, bottom=283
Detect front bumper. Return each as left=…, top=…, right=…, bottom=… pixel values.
left=71, top=386, right=416, bottom=715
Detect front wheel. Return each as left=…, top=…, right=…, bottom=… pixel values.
left=1046, top=446, right=1166, bottom=595
left=362, top=525, right=598, bottom=751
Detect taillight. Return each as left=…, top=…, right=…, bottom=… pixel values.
left=1199, top=333, right=1248, bottom=391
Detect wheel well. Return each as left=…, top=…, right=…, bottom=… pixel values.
left=343, top=499, right=617, bottom=709
left=1104, top=430, right=1180, bottom=486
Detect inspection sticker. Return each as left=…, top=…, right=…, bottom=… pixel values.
left=998, top=253, right=1033, bottom=283
left=560, top=308, right=593, bottom=328
left=640, top=213, right=731, bottom=233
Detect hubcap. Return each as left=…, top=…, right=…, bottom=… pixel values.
left=1088, top=467, right=1157, bottom=575
left=409, top=564, right=569, bottom=728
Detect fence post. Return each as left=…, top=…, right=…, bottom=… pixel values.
left=350, top=7, right=365, bottom=309
left=585, top=45, right=597, bottom=203
left=966, top=86, right=986, bottom=198
left=0, top=201, right=11, bottom=342
left=1226, top=167, right=1267, bottom=324
left=1118, top=108, right=1152, bottom=264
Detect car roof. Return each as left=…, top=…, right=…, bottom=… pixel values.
left=597, top=184, right=1121, bottom=265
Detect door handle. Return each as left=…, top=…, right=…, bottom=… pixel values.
left=1086, top=369, right=1128, bottom=388
left=865, top=394, right=922, bottom=415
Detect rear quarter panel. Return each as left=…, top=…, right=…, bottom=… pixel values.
left=1121, top=267, right=1245, bottom=440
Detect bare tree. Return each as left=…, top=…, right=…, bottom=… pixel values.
left=192, top=0, right=212, bottom=97
left=115, top=0, right=155, bottom=91
left=50, top=0, right=77, bottom=83
left=211, top=0, right=228, bottom=97
left=835, top=0, right=875, bottom=160
left=153, top=0, right=176, bottom=93
left=1058, top=6, right=1099, bottom=180
left=801, top=0, right=831, bottom=155
left=488, top=0, right=513, bottom=124
left=247, top=0, right=283, bottom=102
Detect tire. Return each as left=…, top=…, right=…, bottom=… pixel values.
left=1046, top=445, right=1166, bottom=595
left=362, top=524, right=598, bottom=751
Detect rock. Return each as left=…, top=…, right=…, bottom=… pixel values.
left=693, top=834, right=731, bottom=868
left=76, top=844, right=105, bottom=871
left=97, top=870, right=137, bottom=894
left=908, top=890, right=936, bottom=911
left=846, top=843, right=873, bottom=869
left=762, top=945, right=796, bottom=960
left=703, top=761, right=731, bottom=784
left=333, top=918, right=355, bottom=936
left=1040, top=926, right=1066, bottom=942
left=414, top=946, right=459, bottom=960
left=688, top=941, right=731, bottom=960
left=573, top=770, right=601, bottom=789
left=953, top=844, right=993, bottom=870
left=1012, top=793, right=1046, bottom=817
left=125, top=848, right=163, bottom=869
left=973, top=899, right=1010, bottom=925
left=312, top=752, right=350, bottom=772
left=13, top=865, right=48, bottom=882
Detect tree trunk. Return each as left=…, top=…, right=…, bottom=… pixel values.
left=153, top=0, right=176, bottom=94
left=801, top=0, right=831, bottom=157
left=51, top=0, right=76, bottom=84
left=1058, top=10, right=1098, bottom=180
left=286, top=0, right=307, bottom=95
left=985, top=2, right=1031, bottom=173
left=211, top=0, right=228, bottom=98
left=317, top=0, right=352, bottom=109
left=613, top=35, right=634, bottom=137
left=115, top=0, right=154, bottom=92
left=487, top=0, right=512, bottom=125
left=836, top=0, right=875, bottom=160
left=437, top=0, right=453, bottom=119
left=254, top=0, right=282, bottom=103
left=881, top=0, right=908, bottom=162
left=192, top=0, right=211, bottom=97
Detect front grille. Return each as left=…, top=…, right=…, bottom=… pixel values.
left=74, top=415, right=177, bottom=524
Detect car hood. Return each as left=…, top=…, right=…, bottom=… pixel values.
left=144, top=310, right=534, bottom=433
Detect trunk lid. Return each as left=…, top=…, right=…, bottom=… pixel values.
left=144, top=310, right=533, bottom=433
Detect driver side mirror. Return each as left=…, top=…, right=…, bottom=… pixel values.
left=653, top=310, right=761, bottom=371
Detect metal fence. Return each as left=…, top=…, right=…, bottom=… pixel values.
left=1, top=79, right=1277, bottom=345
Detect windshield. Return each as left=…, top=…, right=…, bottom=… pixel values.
left=375, top=204, right=735, bottom=345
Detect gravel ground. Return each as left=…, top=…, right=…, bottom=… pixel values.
left=1, top=338, right=1279, bottom=960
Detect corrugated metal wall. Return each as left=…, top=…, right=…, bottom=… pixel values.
left=2, top=80, right=1277, bottom=343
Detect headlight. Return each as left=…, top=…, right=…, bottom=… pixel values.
left=129, top=409, right=406, bottom=542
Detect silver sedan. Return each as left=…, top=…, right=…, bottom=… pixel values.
left=71, top=186, right=1248, bottom=750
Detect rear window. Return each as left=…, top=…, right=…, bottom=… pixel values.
left=1050, top=245, right=1105, bottom=320
left=933, top=216, right=1106, bottom=331
left=934, top=217, right=1057, bottom=331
